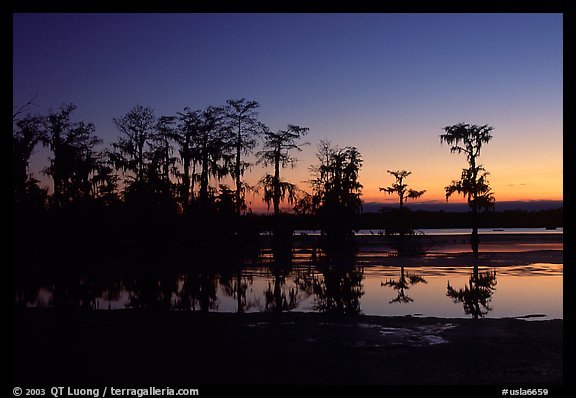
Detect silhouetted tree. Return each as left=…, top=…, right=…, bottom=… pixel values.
left=89, top=154, right=120, bottom=207
left=214, top=184, right=238, bottom=216
left=196, top=106, right=232, bottom=209
left=292, top=191, right=316, bottom=215
left=152, top=116, right=178, bottom=185
left=440, top=123, right=495, bottom=255
left=257, top=124, right=309, bottom=216
left=13, top=114, right=47, bottom=209
left=310, top=140, right=363, bottom=243
left=174, top=108, right=202, bottom=213
left=110, top=105, right=157, bottom=185
left=381, top=266, right=427, bottom=303
left=225, top=98, right=263, bottom=215
left=43, top=103, right=101, bottom=208
left=142, top=115, right=179, bottom=210
left=447, top=265, right=497, bottom=319
left=380, top=170, right=425, bottom=209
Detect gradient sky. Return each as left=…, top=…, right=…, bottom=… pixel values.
left=13, top=13, right=563, bottom=211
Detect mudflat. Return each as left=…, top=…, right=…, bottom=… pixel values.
left=13, top=309, right=562, bottom=385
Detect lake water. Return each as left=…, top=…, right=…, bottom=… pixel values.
left=290, top=227, right=563, bottom=236
left=16, top=258, right=562, bottom=320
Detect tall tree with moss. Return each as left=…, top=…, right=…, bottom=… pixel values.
left=196, top=106, right=232, bottom=210
left=225, top=98, right=263, bottom=215
left=440, top=123, right=495, bottom=254
left=43, top=103, right=102, bottom=208
left=110, top=105, right=157, bottom=187
left=174, top=108, right=202, bottom=213
left=310, top=140, right=363, bottom=244
left=13, top=114, right=47, bottom=210
left=143, top=115, right=179, bottom=211
left=257, top=124, right=309, bottom=216
left=111, top=105, right=179, bottom=212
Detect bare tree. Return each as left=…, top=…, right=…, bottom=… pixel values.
left=13, top=93, right=39, bottom=121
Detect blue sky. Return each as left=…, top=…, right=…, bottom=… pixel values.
left=13, top=13, right=563, bottom=208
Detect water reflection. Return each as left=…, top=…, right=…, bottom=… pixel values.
left=13, top=257, right=562, bottom=319
left=294, top=246, right=364, bottom=314
left=381, top=266, right=427, bottom=303
left=263, top=249, right=298, bottom=312
left=220, top=269, right=254, bottom=313
left=174, top=272, right=219, bottom=312
left=446, top=264, right=497, bottom=318
left=126, top=271, right=177, bottom=310
left=295, top=265, right=364, bottom=315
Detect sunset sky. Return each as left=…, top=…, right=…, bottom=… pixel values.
left=13, top=13, right=563, bottom=212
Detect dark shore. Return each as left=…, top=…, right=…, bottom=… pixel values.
left=13, top=309, right=562, bottom=385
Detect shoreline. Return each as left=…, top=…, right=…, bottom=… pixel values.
left=13, top=309, right=563, bottom=385
left=14, top=238, right=563, bottom=274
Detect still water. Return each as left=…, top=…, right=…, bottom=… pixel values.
left=16, top=260, right=562, bottom=320
left=291, top=227, right=563, bottom=236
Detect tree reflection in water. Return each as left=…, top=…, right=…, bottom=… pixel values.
left=220, top=268, right=254, bottom=313
left=381, top=266, right=427, bottom=303
left=446, top=264, right=497, bottom=318
left=174, top=271, right=219, bottom=312
left=126, top=272, right=177, bottom=310
left=295, top=247, right=364, bottom=315
left=263, top=245, right=298, bottom=312
left=15, top=256, right=503, bottom=318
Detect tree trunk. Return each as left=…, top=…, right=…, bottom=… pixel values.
left=191, top=161, right=196, bottom=201
left=235, top=126, right=242, bottom=216
left=274, top=271, right=282, bottom=312
left=163, top=139, right=170, bottom=182
left=199, top=136, right=209, bottom=209
left=471, top=204, right=479, bottom=256
left=182, top=157, right=190, bottom=214
left=137, top=139, right=144, bottom=184
left=52, top=134, right=63, bottom=207
left=470, top=158, right=479, bottom=255
left=273, top=151, right=281, bottom=217
left=236, top=270, right=244, bottom=313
